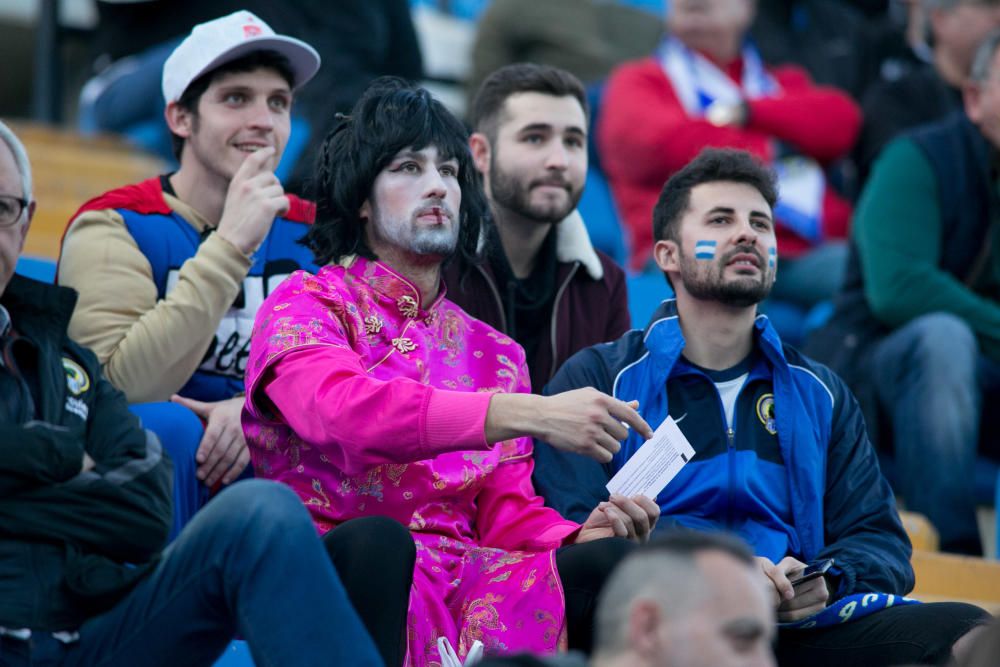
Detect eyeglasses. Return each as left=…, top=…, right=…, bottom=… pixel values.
left=0, top=195, right=28, bottom=228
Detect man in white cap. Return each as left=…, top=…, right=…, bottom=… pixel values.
left=58, top=11, right=321, bottom=535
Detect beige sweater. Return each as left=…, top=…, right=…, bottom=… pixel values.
left=58, top=193, right=252, bottom=403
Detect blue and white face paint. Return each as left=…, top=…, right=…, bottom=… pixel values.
left=694, top=240, right=717, bottom=260
left=768, top=246, right=777, bottom=270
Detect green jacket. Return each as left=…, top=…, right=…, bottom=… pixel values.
left=806, top=111, right=1000, bottom=434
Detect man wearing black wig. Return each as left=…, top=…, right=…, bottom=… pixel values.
left=242, top=78, right=661, bottom=665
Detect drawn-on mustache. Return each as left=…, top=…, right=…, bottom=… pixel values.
left=414, top=202, right=455, bottom=222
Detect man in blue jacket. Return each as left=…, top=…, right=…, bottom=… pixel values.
left=533, top=147, right=989, bottom=665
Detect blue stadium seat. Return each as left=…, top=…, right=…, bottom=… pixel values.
left=578, top=165, right=628, bottom=266
left=626, top=268, right=671, bottom=329
left=580, top=81, right=630, bottom=266
left=758, top=299, right=807, bottom=346
left=213, top=640, right=255, bottom=667
left=14, top=255, right=57, bottom=283
left=129, top=402, right=209, bottom=542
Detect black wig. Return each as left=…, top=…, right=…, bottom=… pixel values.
left=302, top=77, right=489, bottom=267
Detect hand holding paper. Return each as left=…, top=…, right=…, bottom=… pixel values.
left=606, top=415, right=696, bottom=500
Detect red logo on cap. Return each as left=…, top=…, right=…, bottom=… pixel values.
left=243, top=24, right=262, bottom=37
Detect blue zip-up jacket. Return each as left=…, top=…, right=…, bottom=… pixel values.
left=533, top=300, right=914, bottom=598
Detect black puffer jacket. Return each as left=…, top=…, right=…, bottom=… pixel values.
left=0, top=274, right=172, bottom=631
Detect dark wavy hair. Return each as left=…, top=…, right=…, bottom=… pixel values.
left=653, top=147, right=778, bottom=244
left=302, top=77, right=489, bottom=267
left=469, top=63, right=588, bottom=141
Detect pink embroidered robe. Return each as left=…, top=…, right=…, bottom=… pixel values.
left=243, top=257, right=581, bottom=665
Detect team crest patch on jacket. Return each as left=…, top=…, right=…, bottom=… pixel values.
left=62, top=358, right=90, bottom=395
left=756, top=393, right=777, bottom=435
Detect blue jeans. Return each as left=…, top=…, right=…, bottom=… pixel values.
left=0, top=480, right=383, bottom=667
left=870, top=313, right=1000, bottom=552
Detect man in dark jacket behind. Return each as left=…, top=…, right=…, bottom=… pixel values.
left=0, top=120, right=383, bottom=666
left=806, top=29, right=1000, bottom=556
left=532, top=147, right=989, bottom=666
left=443, top=63, right=630, bottom=392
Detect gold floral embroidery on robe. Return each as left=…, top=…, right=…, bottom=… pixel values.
left=397, top=294, right=419, bottom=318
left=392, top=336, right=417, bottom=354
left=386, top=464, right=408, bottom=486
left=307, top=478, right=332, bottom=509
left=460, top=594, right=507, bottom=651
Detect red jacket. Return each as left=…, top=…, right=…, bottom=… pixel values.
left=598, top=56, right=861, bottom=271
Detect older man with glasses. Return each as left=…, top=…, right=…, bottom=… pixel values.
left=0, top=118, right=384, bottom=667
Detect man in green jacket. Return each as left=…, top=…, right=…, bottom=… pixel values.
left=806, top=29, right=1000, bottom=555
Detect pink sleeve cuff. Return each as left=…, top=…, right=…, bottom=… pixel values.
left=538, top=523, right=583, bottom=548
left=423, top=389, right=493, bottom=454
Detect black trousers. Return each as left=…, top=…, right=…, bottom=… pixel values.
left=776, top=601, right=990, bottom=666
left=324, top=518, right=632, bottom=667
left=324, top=517, right=416, bottom=667
left=556, top=538, right=635, bottom=654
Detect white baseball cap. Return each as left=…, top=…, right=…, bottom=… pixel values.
left=162, top=10, right=321, bottom=104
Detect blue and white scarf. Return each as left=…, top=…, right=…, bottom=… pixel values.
left=781, top=593, right=921, bottom=630
left=657, top=36, right=826, bottom=245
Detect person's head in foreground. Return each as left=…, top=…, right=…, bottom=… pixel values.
left=302, top=77, right=489, bottom=272
left=162, top=10, right=320, bottom=183
left=925, top=0, right=1000, bottom=88
left=592, top=530, right=776, bottom=667
left=0, top=120, right=35, bottom=298
left=652, top=147, right=779, bottom=309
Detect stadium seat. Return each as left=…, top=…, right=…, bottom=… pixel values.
left=910, top=550, right=1000, bottom=613
left=7, top=121, right=166, bottom=259
left=129, top=402, right=209, bottom=542
left=14, top=255, right=57, bottom=283
left=213, top=640, right=255, bottom=667
left=578, top=164, right=628, bottom=267
left=626, top=268, right=671, bottom=329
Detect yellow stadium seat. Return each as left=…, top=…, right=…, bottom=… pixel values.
left=910, top=551, right=1000, bottom=613
left=9, top=121, right=167, bottom=259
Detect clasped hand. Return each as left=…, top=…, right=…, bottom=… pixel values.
left=171, top=395, right=251, bottom=486
left=576, top=494, right=661, bottom=544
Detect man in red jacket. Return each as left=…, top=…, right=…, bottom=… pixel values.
left=445, top=63, right=630, bottom=392
left=599, top=0, right=860, bottom=311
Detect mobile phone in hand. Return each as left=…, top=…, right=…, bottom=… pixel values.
left=789, top=558, right=834, bottom=587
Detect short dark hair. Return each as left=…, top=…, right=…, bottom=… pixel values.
left=593, top=529, right=757, bottom=654
left=652, top=148, right=778, bottom=244
left=169, top=50, right=296, bottom=161
left=469, top=63, right=589, bottom=140
left=302, top=77, right=489, bottom=267
left=644, top=529, right=755, bottom=565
